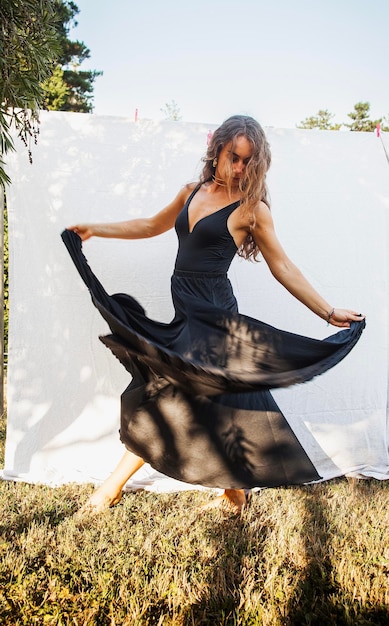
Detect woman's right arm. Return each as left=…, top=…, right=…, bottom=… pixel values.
left=67, top=185, right=192, bottom=241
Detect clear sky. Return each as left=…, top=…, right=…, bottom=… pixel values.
left=70, top=0, right=389, bottom=128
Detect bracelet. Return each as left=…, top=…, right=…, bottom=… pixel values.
left=326, top=307, right=335, bottom=325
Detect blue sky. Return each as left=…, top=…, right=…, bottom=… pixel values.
left=71, top=0, right=389, bottom=128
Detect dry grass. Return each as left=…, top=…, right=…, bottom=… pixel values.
left=0, top=409, right=388, bottom=624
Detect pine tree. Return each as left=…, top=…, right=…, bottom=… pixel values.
left=42, top=1, right=102, bottom=113
left=345, top=102, right=381, bottom=132
left=297, top=109, right=341, bottom=130
left=160, top=100, right=182, bottom=121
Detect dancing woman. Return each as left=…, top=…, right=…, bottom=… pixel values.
left=63, top=115, right=365, bottom=513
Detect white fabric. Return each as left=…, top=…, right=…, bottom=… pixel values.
left=2, top=111, right=389, bottom=491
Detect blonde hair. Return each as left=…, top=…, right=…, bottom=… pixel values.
left=200, top=115, right=271, bottom=261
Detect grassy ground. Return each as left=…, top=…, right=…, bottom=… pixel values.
left=0, top=408, right=388, bottom=625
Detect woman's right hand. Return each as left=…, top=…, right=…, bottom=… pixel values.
left=66, top=225, right=95, bottom=241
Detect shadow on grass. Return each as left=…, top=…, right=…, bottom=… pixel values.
left=285, top=482, right=389, bottom=626
left=180, top=502, right=270, bottom=625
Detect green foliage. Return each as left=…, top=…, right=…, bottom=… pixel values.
left=52, top=0, right=89, bottom=67
left=160, top=99, right=182, bottom=121
left=60, top=65, right=102, bottom=113
left=42, top=0, right=102, bottom=113
left=345, top=101, right=382, bottom=132
left=0, top=0, right=61, bottom=186
left=298, top=102, right=389, bottom=133
left=0, top=0, right=60, bottom=108
left=41, top=64, right=70, bottom=110
left=0, top=1, right=101, bottom=186
left=2, top=197, right=8, bottom=363
left=297, top=109, right=341, bottom=130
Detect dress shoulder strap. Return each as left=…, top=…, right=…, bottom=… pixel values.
left=184, top=182, right=202, bottom=207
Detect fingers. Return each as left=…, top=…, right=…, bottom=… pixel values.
left=65, top=225, right=91, bottom=241
left=66, top=225, right=82, bottom=232
left=350, top=311, right=365, bottom=320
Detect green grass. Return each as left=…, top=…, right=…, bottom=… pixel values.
left=0, top=404, right=388, bottom=625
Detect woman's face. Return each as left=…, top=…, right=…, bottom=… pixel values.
left=216, top=135, right=253, bottom=186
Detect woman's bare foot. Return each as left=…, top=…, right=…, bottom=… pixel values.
left=76, top=450, right=145, bottom=517
left=78, top=483, right=123, bottom=515
left=199, top=489, right=247, bottom=514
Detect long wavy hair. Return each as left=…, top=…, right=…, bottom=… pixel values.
left=200, top=115, right=271, bottom=261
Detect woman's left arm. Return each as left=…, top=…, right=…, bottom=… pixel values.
left=251, top=203, right=364, bottom=328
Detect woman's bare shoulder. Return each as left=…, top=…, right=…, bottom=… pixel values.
left=185, top=181, right=200, bottom=193
left=253, top=200, right=273, bottom=222
left=177, top=181, right=200, bottom=202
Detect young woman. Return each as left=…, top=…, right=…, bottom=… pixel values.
left=63, top=115, right=365, bottom=513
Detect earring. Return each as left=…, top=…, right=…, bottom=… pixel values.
left=212, top=157, right=218, bottom=168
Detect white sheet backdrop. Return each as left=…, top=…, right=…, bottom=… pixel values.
left=2, top=111, right=389, bottom=491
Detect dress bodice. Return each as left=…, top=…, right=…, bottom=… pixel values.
left=174, top=186, right=240, bottom=273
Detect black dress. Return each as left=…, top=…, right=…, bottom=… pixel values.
left=61, top=186, right=365, bottom=489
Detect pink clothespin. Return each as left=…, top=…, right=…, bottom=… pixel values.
left=376, top=123, right=381, bottom=137
left=135, top=108, right=139, bottom=122
left=207, top=129, right=213, bottom=145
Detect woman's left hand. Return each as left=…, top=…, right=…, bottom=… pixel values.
left=328, top=309, right=365, bottom=328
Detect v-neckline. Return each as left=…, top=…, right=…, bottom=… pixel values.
left=186, top=186, right=240, bottom=234
left=187, top=202, right=240, bottom=234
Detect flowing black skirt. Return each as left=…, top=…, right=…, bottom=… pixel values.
left=61, top=230, right=365, bottom=489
